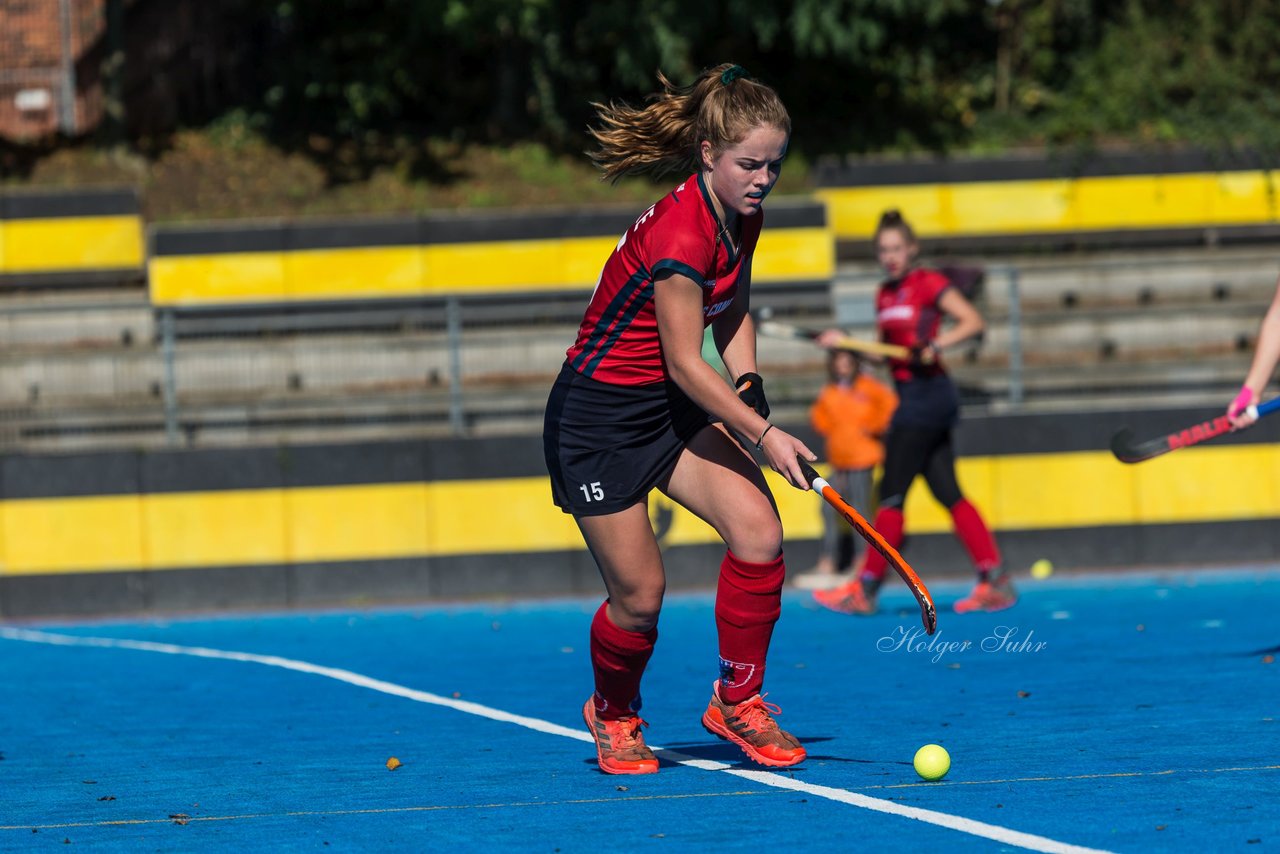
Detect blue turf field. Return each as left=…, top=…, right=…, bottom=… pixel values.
left=2, top=567, right=1277, bottom=852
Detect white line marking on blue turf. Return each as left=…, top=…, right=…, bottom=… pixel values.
left=0, top=627, right=1111, bottom=854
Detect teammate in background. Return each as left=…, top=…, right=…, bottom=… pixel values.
left=792, top=348, right=897, bottom=590
left=1227, top=276, right=1280, bottom=428
left=543, top=63, right=817, bottom=775
left=813, top=209, right=1015, bottom=615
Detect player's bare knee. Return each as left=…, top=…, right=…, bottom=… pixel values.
left=724, top=517, right=783, bottom=564
left=610, top=589, right=664, bottom=631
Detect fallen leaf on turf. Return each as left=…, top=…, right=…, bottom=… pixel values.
left=1017, top=691, right=1031, bottom=698
left=386, top=757, right=402, bottom=771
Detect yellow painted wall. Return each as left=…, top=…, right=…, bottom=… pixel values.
left=0, top=216, right=145, bottom=274
left=1, top=444, right=1277, bottom=577
left=149, top=252, right=288, bottom=305
left=148, top=228, right=834, bottom=307
left=815, top=170, right=1279, bottom=240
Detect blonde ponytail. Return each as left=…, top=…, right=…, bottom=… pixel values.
left=588, top=63, right=790, bottom=184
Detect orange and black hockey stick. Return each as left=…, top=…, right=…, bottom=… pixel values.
left=797, top=458, right=938, bottom=635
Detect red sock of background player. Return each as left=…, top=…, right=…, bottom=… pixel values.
left=857, top=507, right=904, bottom=590
left=949, top=498, right=1002, bottom=579
left=715, top=550, right=785, bottom=705
left=589, top=600, right=656, bottom=720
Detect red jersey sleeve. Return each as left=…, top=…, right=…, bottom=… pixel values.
left=643, top=208, right=716, bottom=287
left=644, top=203, right=763, bottom=289
left=916, top=268, right=952, bottom=304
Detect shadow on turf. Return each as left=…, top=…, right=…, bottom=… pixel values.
left=628, top=737, right=908, bottom=769
left=1237, top=642, right=1280, bottom=656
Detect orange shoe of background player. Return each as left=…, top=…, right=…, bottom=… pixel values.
left=582, top=697, right=659, bottom=775
left=701, top=682, right=806, bottom=768
left=813, top=577, right=878, bottom=615
left=954, top=577, right=1017, bottom=613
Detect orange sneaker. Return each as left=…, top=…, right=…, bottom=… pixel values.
left=701, top=682, right=806, bottom=768
left=954, top=577, right=1017, bottom=613
left=582, top=697, right=659, bottom=775
left=813, top=578, right=878, bottom=615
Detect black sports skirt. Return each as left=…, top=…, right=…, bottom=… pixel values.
left=543, top=361, right=711, bottom=516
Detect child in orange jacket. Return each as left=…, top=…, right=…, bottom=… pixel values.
left=793, top=348, right=897, bottom=589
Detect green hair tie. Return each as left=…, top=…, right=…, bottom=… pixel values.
left=720, top=65, right=751, bottom=86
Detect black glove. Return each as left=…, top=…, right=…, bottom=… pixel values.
left=909, top=341, right=939, bottom=366
left=735, top=372, right=770, bottom=419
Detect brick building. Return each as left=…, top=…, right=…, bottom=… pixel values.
left=0, top=0, right=107, bottom=141
left=1, top=0, right=253, bottom=143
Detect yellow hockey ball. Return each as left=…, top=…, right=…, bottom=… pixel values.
left=913, top=744, right=950, bottom=781
left=1030, top=558, right=1054, bottom=579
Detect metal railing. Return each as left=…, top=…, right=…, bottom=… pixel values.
left=1, top=249, right=1276, bottom=451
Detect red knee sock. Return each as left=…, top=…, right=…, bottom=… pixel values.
left=589, top=601, right=657, bottom=720
left=715, top=549, right=785, bottom=704
left=949, top=497, right=1001, bottom=576
left=857, top=507, right=904, bottom=587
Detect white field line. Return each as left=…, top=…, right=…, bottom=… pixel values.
left=0, top=626, right=1111, bottom=854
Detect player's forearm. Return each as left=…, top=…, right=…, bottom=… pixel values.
left=1244, top=293, right=1280, bottom=392
left=714, top=310, right=759, bottom=382
left=935, top=313, right=984, bottom=350
left=934, top=288, right=985, bottom=350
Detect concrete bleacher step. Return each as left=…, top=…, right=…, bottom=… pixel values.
left=0, top=287, right=152, bottom=350
left=4, top=384, right=549, bottom=451
left=990, top=249, right=1280, bottom=310
left=0, top=305, right=1254, bottom=443
left=835, top=246, right=1280, bottom=315
left=1, top=347, right=1252, bottom=452
left=0, top=244, right=1273, bottom=451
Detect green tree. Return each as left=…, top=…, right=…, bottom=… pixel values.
left=148, top=1, right=1280, bottom=168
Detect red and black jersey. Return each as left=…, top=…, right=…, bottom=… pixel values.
left=877, top=267, right=952, bottom=383
left=565, top=173, right=762, bottom=385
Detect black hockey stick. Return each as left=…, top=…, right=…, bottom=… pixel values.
left=1110, top=398, right=1280, bottom=464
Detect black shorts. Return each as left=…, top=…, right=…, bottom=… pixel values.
left=543, top=361, right=712, bottom=516
left=892, top=373, right=960, bottom=430
left=879, top=425, right=963, bottom=509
